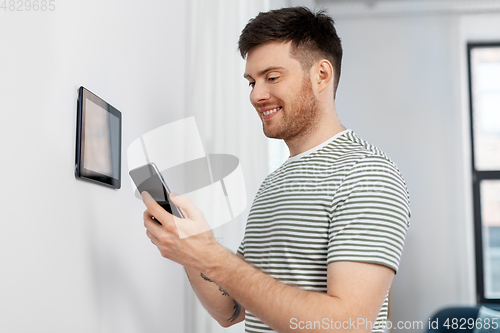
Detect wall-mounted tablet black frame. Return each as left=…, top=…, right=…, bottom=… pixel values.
left=75, top=86, right=122, bottom=189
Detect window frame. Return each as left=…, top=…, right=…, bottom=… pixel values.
left=467, top=42, right=500, bottom=304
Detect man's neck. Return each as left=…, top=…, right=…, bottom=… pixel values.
left=285, top=111, right=345, bottom=157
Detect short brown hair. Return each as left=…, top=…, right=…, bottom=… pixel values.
left=238, top=6, right=343, bottom=96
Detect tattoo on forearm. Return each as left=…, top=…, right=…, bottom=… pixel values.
left=228, top=299, right=242, bottom=322
left=200, top=272, right=214, bottom=283
left=200, top=273, right=229, bottom=296
left=200, top=273, right=242, bottom=322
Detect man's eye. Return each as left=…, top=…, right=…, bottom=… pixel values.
left=248, top=82, right=255, bottom=88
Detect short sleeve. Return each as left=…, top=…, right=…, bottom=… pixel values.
left=327, top=155, right=411, bottom=273
left=237, top=237, right=245, bottom=256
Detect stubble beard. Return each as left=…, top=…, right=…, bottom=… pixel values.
left=263, top=77, right=320, bottom=142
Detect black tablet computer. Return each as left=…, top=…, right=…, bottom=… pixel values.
left=75, top=86, right=122, bottom=189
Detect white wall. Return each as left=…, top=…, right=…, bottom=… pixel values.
left=319, top=3, right=500, bottom=331
left=0, top=1, right=187, bottom=332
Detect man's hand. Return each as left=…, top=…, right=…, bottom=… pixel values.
left=142, top=191, right=224, bottom=273
left=142, top=191, right=245, bottom=326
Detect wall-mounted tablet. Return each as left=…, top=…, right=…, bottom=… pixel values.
left=75, top=86, right=122, bottom=189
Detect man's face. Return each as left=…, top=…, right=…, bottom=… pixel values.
left=244, top=42, right=320, bottom=141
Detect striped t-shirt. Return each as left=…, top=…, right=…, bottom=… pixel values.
left=237, top=129, right=411, bottom=333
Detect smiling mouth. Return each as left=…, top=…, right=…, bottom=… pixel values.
left=262, top=107, right=281, bottom=116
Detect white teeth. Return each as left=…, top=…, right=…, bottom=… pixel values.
left=263, top=107, right=281, bottom=116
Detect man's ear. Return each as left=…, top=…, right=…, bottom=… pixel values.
left=315, top=59, right=334, bottom=93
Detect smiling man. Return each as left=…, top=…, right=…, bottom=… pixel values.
left=142, top=6, right=411, bottom=333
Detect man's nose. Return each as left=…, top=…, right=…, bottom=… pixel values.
left=250, top=83, right=270, bottom=105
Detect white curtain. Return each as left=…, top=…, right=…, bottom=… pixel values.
left=183, top=0, right=272, bottom=332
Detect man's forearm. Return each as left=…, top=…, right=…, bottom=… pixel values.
left=204, top=247, right=370, bottom=333
left=184, top=266, right=244, bottom=327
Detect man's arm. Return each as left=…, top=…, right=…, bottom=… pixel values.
left=205, top=246, right=394, bottom=332
left=142, top=192, right=393, bottom=332
left=184, top=255, right=245, bottom=327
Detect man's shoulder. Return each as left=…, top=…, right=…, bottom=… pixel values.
left=321, top=130, right=389, bottom=160
left=262, top=130, right=404, bottom=185
left=317, top=131, right=408, bottom=194
left=333, top=132, right=406, bottom=180
left=308, top=130, right=395, bottom=171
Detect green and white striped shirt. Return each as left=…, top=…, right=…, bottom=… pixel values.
left=237, top=129, right=411, bottom=333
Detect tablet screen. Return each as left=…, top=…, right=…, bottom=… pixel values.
left=76, top=87, right=122, bottom=188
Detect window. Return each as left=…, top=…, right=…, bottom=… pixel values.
left=468, top=43, right=500, bottom=303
